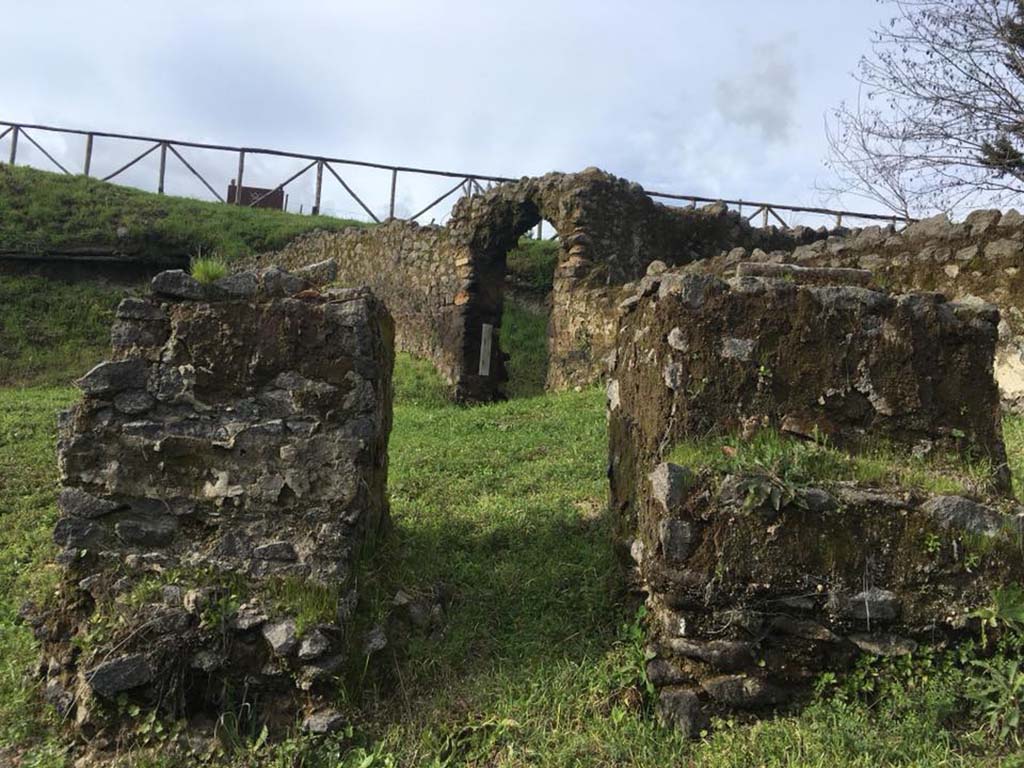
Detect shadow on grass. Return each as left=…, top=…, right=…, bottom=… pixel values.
left=365, top=386, right=632, bottom=741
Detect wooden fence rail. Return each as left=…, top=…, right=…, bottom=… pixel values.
left=0, top=119, right=913, bottom=230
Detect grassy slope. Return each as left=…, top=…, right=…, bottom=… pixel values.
left=0, top=165, right=365, bottom=262
left=0, top=275, right=135, bottom=386
left=0, top=167, right=558, bottom=280
left=505, top=238, right=558, bottom=294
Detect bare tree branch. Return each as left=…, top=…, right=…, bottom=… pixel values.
left=824, top=0, right=1024, bottom=215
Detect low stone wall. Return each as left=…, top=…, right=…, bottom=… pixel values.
left=690, top=209, right=1024, bottom=409
left=635, top=468, right=1023, bottom=736
left=610, top=271, right=1008, bottom=503
left=607, top=270, right=1021, bottom=734
left=37, top=266, right=394, bottom=747
left=255, top=169, right=837, bottom=400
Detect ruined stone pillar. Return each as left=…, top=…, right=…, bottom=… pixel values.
left=38, top=265, right=394, bottom=747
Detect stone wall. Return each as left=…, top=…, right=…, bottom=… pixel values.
left=610, top=271, right=1008, bottom=504
left=607, top=270, right=1021, bottom=734
left=635, top=467, right=1023, bottom=736
left=255, top=169, right=836, bottom=400
left=690, top=209, right=1024, bottom=409
left=252, top=222, right=470, bottom=396
left=37, top=265, right=394, bottom=748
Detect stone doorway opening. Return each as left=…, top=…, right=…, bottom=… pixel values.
left=455, top=199, right=563, bottom=402
left=502, top=220, right=559, bottom=398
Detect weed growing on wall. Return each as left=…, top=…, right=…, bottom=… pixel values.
left=190, top=252, right=229, bottom=283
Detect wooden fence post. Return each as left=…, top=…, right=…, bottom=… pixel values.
left=8, top=126, right=18, bottom=165
left=389, top=169, right=398, bottom=219
left=83, top=133, right=93, bottom=176
left=313, top=159, right=323, bottom=215
left=235, top=150, right=246, bottom=205
left=762, top=206, right=769, bottom=228
left=158, top=142, right=167, bottom=194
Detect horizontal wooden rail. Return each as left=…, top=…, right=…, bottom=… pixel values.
left=646, top=190, right=912, bottom=224
left=0, top=118, right=914, bottom=226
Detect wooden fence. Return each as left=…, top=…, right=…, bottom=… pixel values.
left=0, top=120, right=912, bottom=230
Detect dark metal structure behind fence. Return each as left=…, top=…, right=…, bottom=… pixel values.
left=0, top=120, right=911, bottom=230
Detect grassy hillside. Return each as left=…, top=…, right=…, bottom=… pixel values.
left=0, top=165, right=366, bottom=262
left=0, top=167, right=557, bottom=290
left=506, top=237, right=558, bottom=294
left=0, top=274, right=136, bottom=386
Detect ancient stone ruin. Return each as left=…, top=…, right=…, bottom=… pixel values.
left=689, top=208, right=1024, bottom=410
left=37, top=264, right=394, bottom=747
left=254, top=169, right=838, bottom=401
left=608, top=267, right=1024, bottom=734
left=30, top=166, right=1024, bottom=752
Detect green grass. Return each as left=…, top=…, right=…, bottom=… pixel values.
left=264, top=577, right=341, bottom=636
left=0, top=274, right=134, bottom=386
left=0, top=387, right=73, bottom=766
left=0, top=165, right=366, bottom=262
left=505, top=237, right=558, bottom=294
left=501, top=298, right=549, bottom=399
left=668, top=427, right=997, bottom=497
left=190, top=253, right=229, bottom=284
left=1005, top=417, right=1024, bottom=498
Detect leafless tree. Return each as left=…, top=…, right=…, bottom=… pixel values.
left=825, top=0, right=1024, bottom=217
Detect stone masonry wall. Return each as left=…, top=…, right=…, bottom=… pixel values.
left=255, top=169, right=837, bottom=400
left=609, top=270, right=1008, bottom=504
left=690, top=209, right=1024, bottom=409
left=636, top=467, right=1023, bottom=736
left=255, top=222, right=469, bottom=395
left=37, top=265, right=394, bottom=750
left=607, top=269, right=1020, bottom=735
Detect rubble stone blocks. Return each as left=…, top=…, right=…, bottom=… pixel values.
left=610, top=270, right=1009, bottom=496
left=40, top=265, right=394, bottom=743
left=608, top=270, right=1022, bottom=735
left=252, top=169, right=840, bottom=401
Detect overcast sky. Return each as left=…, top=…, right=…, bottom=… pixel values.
left=2, top=1, right=893, bottom=225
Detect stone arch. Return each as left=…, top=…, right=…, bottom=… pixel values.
left=444, top=168, right=709, bottom=401
left=261, top=168, right=830, bottom=403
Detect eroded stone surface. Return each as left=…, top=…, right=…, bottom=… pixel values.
left=609, top=270, right=1023, bottom=735
left=690, top=212, right=1024, bottom=411
left=37, top=266, right=394, bottom=747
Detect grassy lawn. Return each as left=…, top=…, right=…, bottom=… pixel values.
left=0, top=165, right=365, bottom=263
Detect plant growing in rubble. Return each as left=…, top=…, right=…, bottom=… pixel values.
left=190, top=250, right=228, bottom=283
